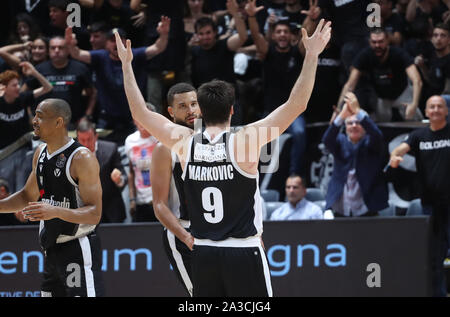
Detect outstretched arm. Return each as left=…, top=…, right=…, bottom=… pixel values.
left=245, top=0, right=269, bottom=59
left=65, top=27, right=92, bottom=64
left=145, top=16, right=170, bottom=59
left=239, top=19, right=332, bottom=149
left=116, top=32, right=192, bottom=152
left=226, top=0, right=249, bottom=52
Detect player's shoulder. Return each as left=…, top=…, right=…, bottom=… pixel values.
left=152, top=141, right=172, bottom=161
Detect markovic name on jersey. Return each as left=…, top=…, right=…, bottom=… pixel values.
left=188, top=164, right=234, bottom=181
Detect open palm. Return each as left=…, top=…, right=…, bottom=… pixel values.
left=301, top=19, right=331, bottom=56
left=115, top=31, right=133, bottom=64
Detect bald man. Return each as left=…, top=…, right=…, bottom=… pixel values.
left=390, top=95, right=450, bottom=297
left=0, top=98, right=104, bottom=297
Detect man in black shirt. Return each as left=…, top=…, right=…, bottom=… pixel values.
left=0, top=63, right=52, bottom=192
left=339, top=28, right=423, bottom=122
left=25, top=36, right=96, bottom=129
left=390, top=95, right=450, bottom=297
left=118, top=16, right=332, bottom=296
left=246, top=1, right=312, bottom=175
left=419, top=24, right=450, bottom=102
left=0, top=98, right=104, bottom=296
left=190, top=3, right=247, bottom=125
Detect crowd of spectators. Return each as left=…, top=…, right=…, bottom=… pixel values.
left=0, top=0, right=449, bottom=224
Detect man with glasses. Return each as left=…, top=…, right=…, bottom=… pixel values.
left=322, top=92, right=389, bottom=217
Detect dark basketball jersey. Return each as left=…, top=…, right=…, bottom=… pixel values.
left=172, top=151, right=189, bottom=221
left=36, top=139, right=96, bottom=249
left=182, top=130, right=263, bottom=241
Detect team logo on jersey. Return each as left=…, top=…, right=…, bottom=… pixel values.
left=54, top=168, right=61, bottom=177
left=56, top=154, right=66, bottom=168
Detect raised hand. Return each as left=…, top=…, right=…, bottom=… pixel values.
left=301, top=19, right=331, bottom=56
left=64, top=27, right=77, bottom=48
left=344, top=92, right=360, bottom=114
left=245, top=0, right=264, bottom=17
left=19, top=61, right=36, bottom=77
left=157, top=16, right=171, bottom=36
left=227, top=0, right=239, bottom=16
left=301, top=0, right=321, bottom=20
left=114, top=31, right=133, bottom=64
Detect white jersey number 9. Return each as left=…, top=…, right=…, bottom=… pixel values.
left=202, top=187, right=224, bottom=224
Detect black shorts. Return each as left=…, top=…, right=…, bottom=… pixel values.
left=191, top=243, right=272, bottom=297
left=162, top=227, right=193, bottom=296
left=41, top=233, right=104, bottom=297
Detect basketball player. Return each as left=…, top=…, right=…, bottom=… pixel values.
left=116, top=19, right=331, bottom=296
left=0, top=98, right=104, bottom=297
left=150, top=83, right=200, bottom=297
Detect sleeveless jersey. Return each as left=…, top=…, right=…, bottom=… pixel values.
left=171, top=151, right=189, bottom=221
left=182, top=130, right=263, bottom=241
left=36, top=139, right=96, bottom=249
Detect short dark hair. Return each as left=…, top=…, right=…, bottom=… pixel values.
left=370, top=27, right=388, bottom=37
left=167, top=82, right=196, bottom=106
left=434, top=23, right=450, bottom=33
left=287, top=173, right=306, bottom=187
left=197, top=80, right=234, bottom=126
left=42, top=98, right=72, bottom=126
left=195, top=17, right=217, bottom=33
left=88, top=21, right=109, bottom=34
left=274, top=20, right=292, bottom=32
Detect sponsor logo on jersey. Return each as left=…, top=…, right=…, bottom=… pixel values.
left=194, top=143, right=227, bottom=162
left=40, top=195, right=71, bottom=208
left=56, top=154, right=66, bottom=168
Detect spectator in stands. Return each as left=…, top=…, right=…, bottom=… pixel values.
left=0, top=63, right=52, bottom=192
left=270, top=174, right=323, bottom=221
left=8, top=12, right=41, bottom=44
left=65, top=16, right=170, bottom=144
left=76, top=119, right=127, bottom=223
left=131, top=0, right=187, bottom=111
left=0, top=37, right=50, bottom=70
left=309, top=0, right=371, bottom=76
left=24, top=36, right=96, bottom=129
left=418, top=23, right=450, bottom=104
left=31, top=36, right=50, bottom=65
left=46, top=0, right=91, bottom=50
left=246, top=1, right=312, bottom=174
left=338, top=28, right=423, bottom=122
left=190, top=2, right=247, bottom=88
left=184, top=0, right=213, bottom=44
left=322, top=92, right=389, bottom=217
left=125, top=103, right=159, bottom=222
left=91, top=0, right=145, bottom=46
left=405, top=0, right=449, bottom=32
left=88, top=22, right=109, bottom=50
left=374, top=0, right=405, bottom=46
left=390, top=95, right=449, bottom=297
